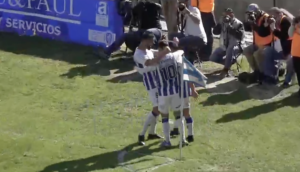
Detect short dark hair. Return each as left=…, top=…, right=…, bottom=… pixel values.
left=224, top=8, right=233, bottom=13
left=294, top=16, right=300, bottom=24
left=141, top=31, right=155, bottom=41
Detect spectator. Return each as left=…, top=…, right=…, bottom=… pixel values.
left=243, top=4, right=275, bottom=83
left=97, top=1, right=162, bottom=59
left=263, top=7, right=294, bottom=85
left=169, top=0, right=207, bottom=63
left=191, top=0, right=216, bottom=60
left=210, top=8, right=245, bottom=78
left=289, top=15, right=300, bottom=98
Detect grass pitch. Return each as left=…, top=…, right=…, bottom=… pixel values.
left=0, top=33, right=300, bottom=172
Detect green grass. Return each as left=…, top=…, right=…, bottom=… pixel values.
left=0, top=33, right=300, bottom=172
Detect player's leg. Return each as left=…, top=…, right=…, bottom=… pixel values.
left=138, top=89, right=162, bottom=145
left=170, top=112, right=180, bottom=137
left=173, top=110, right=188, bottom=146
left=171, top=98, right=193, bottom=140
left=158, top=96, right=172, bottom=148
left=148, top=106, right=163, bottom=140
left=172, top=96, right=188, bottom=146
left=183, top=107, right=194, bottom=143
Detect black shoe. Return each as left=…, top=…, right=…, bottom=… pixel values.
left=138, top=135, right=145, bottom=146
left=281, top=82, right=291, bottom=88
left=148, top=134, right=163, bottom=140
left=186, top=135, right=194, bottom=143
left=263, top=76, right=279, bottom=85
left=170, top=128, right=179, bottom=137
left=94, top=47, right=110, bottom=60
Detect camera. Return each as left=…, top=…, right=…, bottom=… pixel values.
left=246, top=11, right=256, bottom=23
left=223, top=15, right=231, bottom=23
left=178, top=3, right=186, bottom=11
left=293, top=16, right=300, bottom=25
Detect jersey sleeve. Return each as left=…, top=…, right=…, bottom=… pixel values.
left=133, top=53, right=147, bottom=66
left=189, top=7, right=201, bottom=18
left=172, top=50, right=184, bottom=63
left=150, top=49, right=159, bottom=53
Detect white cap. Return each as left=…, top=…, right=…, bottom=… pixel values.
left=247, top=3, right=259, bottom=12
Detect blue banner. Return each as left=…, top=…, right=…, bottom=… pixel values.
left=0, top=0, right=124, bottom=48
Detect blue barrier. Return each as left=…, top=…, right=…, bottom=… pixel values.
left=0, top=0, right=124, bottom=48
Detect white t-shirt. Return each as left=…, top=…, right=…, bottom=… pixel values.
left=185, top=6, right=207, bottom=43
left=133, top=48, right=157, bottom=90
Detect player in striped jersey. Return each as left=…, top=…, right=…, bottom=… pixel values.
left=155, top=40, right=198, bottom=147
left=169, top=37, right=197, bottom=143
left=133, top=32, right=171, bottom=146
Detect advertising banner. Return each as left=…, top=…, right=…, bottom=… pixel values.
left=0, top=0, right=124, bottom=48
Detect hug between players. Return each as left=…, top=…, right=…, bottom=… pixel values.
left=97, top=0, right=300, bottom=147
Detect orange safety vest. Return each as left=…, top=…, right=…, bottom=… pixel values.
left=254, top=13, right=274, bottom=47
left=291, top=26, right=300, bottom=57
left=191, top=0, right=214, bottom=13
left=278, top=16, right=293, bottom=40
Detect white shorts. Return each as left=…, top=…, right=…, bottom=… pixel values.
left=148, top=89, right=158, bottom=107
left=183, top=97, right=190, bottom=109
left=158, top=94, right=191, bottom=114
left=158, top=94, right=180, bottom=114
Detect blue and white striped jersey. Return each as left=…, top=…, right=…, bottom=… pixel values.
left=133, top=48, right=157, bottom=91
left=154, top=50, right=183, bottom=97
left=181, top=81, right=192, bottom=98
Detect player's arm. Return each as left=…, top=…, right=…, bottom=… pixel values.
left=145, top=47, right=171, bottom=66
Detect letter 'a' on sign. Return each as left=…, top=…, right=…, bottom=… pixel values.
left=96, top=1, right=109, bottom=27
left=0, top=0, right=123, bottom=49
left=98, top=2, right=107, bottom=15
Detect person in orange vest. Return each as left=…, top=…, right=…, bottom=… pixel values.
left=262, top=7, right=294, bottom=85
left=289, top=15, right=300, bottom=97
left=242, top=4, right=276, bottom=84
left=191, top=0, right=216, bottom=60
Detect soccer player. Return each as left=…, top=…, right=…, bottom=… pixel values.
left=133, top=32, right=171, bottom=146
left=154, top=41, right=198, bottom=147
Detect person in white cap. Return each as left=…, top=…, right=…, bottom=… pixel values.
left=242, top=3, right=276, bottom=84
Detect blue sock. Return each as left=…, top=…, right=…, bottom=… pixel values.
left=162, top=118, right=170, bottom=142
left=185, top=117, right=194, bottom=136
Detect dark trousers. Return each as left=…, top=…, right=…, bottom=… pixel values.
left=169, top=33, right=206, bottom=62
left=201, top=12, right=216, bottom=60
left=106, top=28, right=162, bottom=55
left=106, top=30, right=143, bottom=55
left=293, top=56, right=300, bottom=87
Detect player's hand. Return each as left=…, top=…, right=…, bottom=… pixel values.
left=161, top=35, right=167, bottom=40
left=173, top=37, right=179, bottom=46
left=191, top=90, right=198, bottom=99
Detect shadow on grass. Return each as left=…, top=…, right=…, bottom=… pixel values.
left=0, top=32, right=129, bottom=65
left=199, top=77, right=285, bottom=106
left=198, top=78, right=250, bottom=106
left=60, top=58, right=135, bottom=78
left=0, top=32, right=99, bottom=64
left=39, top=141, right=178, bottom=172
left=216, top=93, right=299, bottom=123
